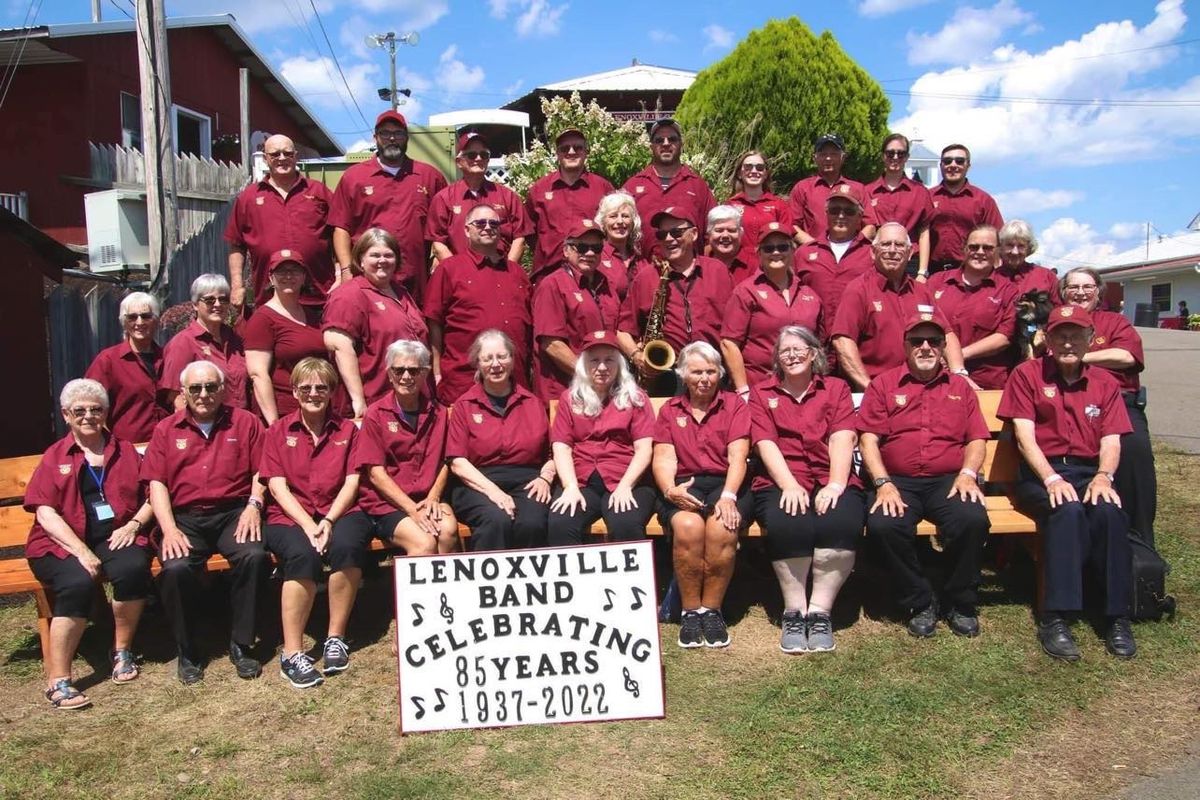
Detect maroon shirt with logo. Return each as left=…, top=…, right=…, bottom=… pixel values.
left=141, top=406, right=264, bottom=508
left=793, top=235, right=876, bottom=329
left=525, top=170, right=615, bottom=276
left=242, top=305, right=328, bottom=417
left=653, top=391, right=751, bottom=479
left=551, top=391, right=656, bottom=491
left=446, top=383, right=549, bottom=468
left=749, top=375, right=860, bottom=491
left=728, top=191, right=793, bottom=268
left=532, top=266, right=621, bottom=402
left=259, top=412, right=358, bottom=525
left=997, top=261, right=1060, bottom=298
left=621, top=165, right=717, bottom=258
left=1088, top=310, right=1144, bottom=393
left=618, top=256, right=732, bottom=352
left=831, top=271, right=941, bottom=380
left=160, top=321, right=249, bottom=409
left=788, top=175, right=877, bottom=239
left=928, top=269, right=1019, bottom=389
left=721, top=270, right=824, bottom=387
left=352, top=395, right=448, bottom=513
left=426, top=179, right=532, bottom=260
left=928, top=181, right=1004, bottom=263
left=863, top=176, right=934, bottom=237
left=85, top=341, right=168, bottom=443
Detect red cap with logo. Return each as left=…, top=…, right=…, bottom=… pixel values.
left=566, top=218, right=603, bottom=239
left=1045, top=305, right=1094, bottom=332
left=825, top=183, right=863, bottom=209
left=457, top=130, right=489, bottom=154
left=756, top=221, right=793, bottom=247
left=649, top=206, right=697, bottom=229
left=375, top=110, right=408, bottom=130
left=266, top=249, right=310, bottom=275
left=579, top=330, right=619, bottom=352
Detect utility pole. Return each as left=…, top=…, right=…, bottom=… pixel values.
left=135, top=0, right=179, bottom=291
left=239, top=68, right=251, bottom=176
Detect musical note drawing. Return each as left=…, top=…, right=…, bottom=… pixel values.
left=411, top=603, right=425, bottom=626
left=439, top=592, right=454, bottom=624
left=412, top=696, right=427, bottom=719
left=603, top=588, right=616, bottom=611
left=630, top=586, right=647, bottom=611
left=433, top=687, right=448, bottom=711
left=622, top=667, right=640, bottom=698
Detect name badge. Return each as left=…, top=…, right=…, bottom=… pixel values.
left=93, top=501, right=115, bottom=521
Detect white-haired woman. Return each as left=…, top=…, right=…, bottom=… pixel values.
left=706, top=205, right=753, bottom=286
left=86, top=291, right=170, bottom=442
left=448, top=330, right=553, bottom=551
left=161, top=273, right=248, bottom=410
left=548, top=332, right=656, bottom=545
left=595, top=191, right=644, bottom=299
left=352, top=339, right=458, bottom=556
left=997, top=219, right=1059, bottom=298
left=652, top=341, right=751, bottom=648
left=25, top=379, right=155, bottom=708
left=750, top=326, right=865, bottom=654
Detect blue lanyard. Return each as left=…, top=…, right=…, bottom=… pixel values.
left=85, top=462, right=107, bottom=502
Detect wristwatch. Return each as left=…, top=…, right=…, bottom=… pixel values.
left=246, top=497, right=264, bottom=511
left=873, top=477, right=893, bottom=488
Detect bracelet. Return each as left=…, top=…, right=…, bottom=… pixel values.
left=720, top=490, right=738, bottom=501
left=959, top=468, right=978, bottom=479
left=825, top=482, right=845, bottom=492
left=246, top=497, right=264, bottom=511
left=736, top=386, right=751, bottom=395
left=951, top=368, right=970, bottom=377
left=1043, top=473, right=1063, bottom=487
left=536, top=474, right=552, bottom=484
left=130, top=518, right=143, bottom=531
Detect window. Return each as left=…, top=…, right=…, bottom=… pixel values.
left=1151, top=282, right=1172, bottom=313
left=171, top=104, right=212, bottom=158
left=120, top=92, right=141, bottom=150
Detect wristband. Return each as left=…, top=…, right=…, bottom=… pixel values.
left=720, top=490, right=738, bottom=502
left=1095, top=472, right=1114, bottom=482
left=1043, top=473, right=1063, bottom=487
left=825, top=482, right=845, bottom=492
left=536, top=474, right=552, bottom=484
left=736, top=386, right=751, bottom=395
left=959, top=468, right=978, bottom=479
left=130, top=518, right=143, bottom=532
left=951, top=368, right=970, bottom=377
left=246, top=497, right=264, bottom=511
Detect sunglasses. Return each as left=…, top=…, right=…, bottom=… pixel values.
left=266, top=150, right=296, bottom=159
left=568, top=241, right=604, bottom=254
left=827, top=206, right=860, bottom=218
left=468, top=219, right=502, bottom=230
left=295, top=384, right=330, bottom=396
left=652, top=136, right=680, bottom=145
left=742, top=163, right=767, bottom=173
left=376, top=131, right=407, bottom=141
left=557, top=143, right=586, bottom=154
left=941, top=156, right=968, bottom=166
left=654, top=225, right=693, bottom=241
left=185, top=382, right=221, bottom=396
left=389, top=366, right=425, bottom=377
left=884, top=149, right=909, bottom=158
left=906, top=335, right=945, bottom=348
left=198, top=294, right=231, bottom=306
left=124, top=312, right=155, bottom=322
left=461, top=150, right=491, bottom=161
left=966, top=243, right=996, bottom=253
left=759, top=243, right=792, bottom=254
left=68, top=406, right=105, bottom=419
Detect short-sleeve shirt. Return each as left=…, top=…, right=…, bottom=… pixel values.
left=551, top=390, right=656, bottom=491
left=997, top=357, right=1132, bottom=459
left=618, top=256, right=732, bottom=352
left=928, top=181, right=1004, bottom=264
left=788, top=175, right=877, bottom=239
left=160, top=321, right=249, bottom=409
left=749, top=375, right=859, bottom=491
left=599, top=242, right=641, bottom=301
left=25, top=434, right=148, bottom=559
left=85, top=341, right=168, bottom=443
left=224, top=176, right=334, bottom=305
left=140, top=406, right=264, bottom=508
left=321, top=275, right=428, bottom=405
left=857, top=366, right=991, bottom=477
left=258, top=412, right=358, bottom=525
left=352, top=395, right=447, bottom=513
left=241, top=304, right=327, bottom=417
left=928, top=269, right=1018, bottom=389
left=445, top=383, right=549, bottom=468
left=652, top=391, right=750, bottom=479
left=525, top=170, right=614, bottom=275
left=426, top=179, right=532, bottom=259
left=863, top=176, right=934, bottom=236
left=532, top=266, right=622, bottom=402
left=728, top=191, right=793, bottom=268
left=997, top=262, right=1060, bottom=299
left=721, top=270, right=823, bottom=387
left=831, top=271, right=941, bottom=380
left=621, top=165, right=717, bottom=258
left=793, top=235, right=876, bottom=329
left=326, top=156, right=448, bottom=300
left=1088, top=310, right=1145, bottom=393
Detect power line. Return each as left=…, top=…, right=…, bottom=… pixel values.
left=885, top=88, right=1200, bottom=107
left=306, top=0, right=370, bottom=130
left=0, top=0, right=44, bottom=113
left=108, top=0, right=133, bottom=20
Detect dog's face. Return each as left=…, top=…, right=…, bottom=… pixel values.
left=1016, top=290, right=1053, bottom=324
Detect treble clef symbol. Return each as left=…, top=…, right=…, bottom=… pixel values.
left=411, top=603, right=425, bottom=626
left=439, top=592, right=454, bottom=624
left=622, top=667, right=640, bottom=698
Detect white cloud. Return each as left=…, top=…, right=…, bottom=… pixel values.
left=279, top=54, right=378, bottom=111
left=1038, top=217, right=1121, bottom=269
left=339, top=15, right=374, bottom=60
left=515, top=0, right=569, bottom=37
left=503, top=78, right=525, bottom=97
left=1109, top=221, right=1146, bottom=239
left=993, top=188, right=1084, bottom=217
left=352, top=0, right=449, bottom=29
left=892, top=0, right=1198, bottom=167
left=703, top=24, right=735, bottom=51
left=436, top=45, right=485, bottom=94
left=649, top=30, right=679, bottom=44
left=859, top=0, right=936, bottom=18
left=906, top=0, right=1035, bottom=66
left=488, top=0, right=513, bottom=18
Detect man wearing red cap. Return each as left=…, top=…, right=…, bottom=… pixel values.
left=998, top=305, right=1137, bottom=662
left=789, top=134, right=877, bottom=246
left=859, top=313, right=992, bottom=638
left=426, top=131, right=532, bottom=266
left=328, top=111, right=448, bottom=301
left=526, top=129, right=614, bottom=283
left=793, top=183, right=876, bottom=333
left=927, top=144, right=1003, bottom=277
left=622, top=119, right=716, bottom=259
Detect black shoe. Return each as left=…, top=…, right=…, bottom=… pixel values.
left=678, top=610, right=704, bottom=648
left=945, top=606, right=980, bottom=638
left=700, top=610, right=731, bottom=648
left=229, top=640, right=262, bottom=679
left=1038, top=615, right=1081, bottom=662
left=907, top=601, right=938, bottom=638
left=1105, top=617, right=1137, bottom=659
left=177, top=651, right=204, bottom=685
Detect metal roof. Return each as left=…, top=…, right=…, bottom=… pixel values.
left=1096, top=230, right=1200, bottom=273
left=537, top=63, right=697, bottom=92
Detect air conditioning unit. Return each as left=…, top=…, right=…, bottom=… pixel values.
left=85, top=189, right=151, bottom=274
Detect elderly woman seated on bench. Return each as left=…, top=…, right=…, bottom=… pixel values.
left=25, top=378, right=156, bottom=709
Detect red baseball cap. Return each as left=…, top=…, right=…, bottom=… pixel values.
left=650, top=206, right=697, bottom=229
left=579, top=330, right=619, bottom=352
left=457, top=130, right=489, bottom=154
left=375, top=110, right=408, bottom=130
left=903, top=311, right=948, bottom=336
left=566, top=218, right=603, bottom=239
left=554, top=128, right=586, bottom=145
left=1046, top=305, right=1094, bottom=331
left=756, top=221, right=793, bottom=247
left=825, top=183, right=863, bottom=208
left=266, top=249, right=310, bottom=275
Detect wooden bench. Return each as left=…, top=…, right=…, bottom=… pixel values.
left=0, top=389, right=1037, bottom=669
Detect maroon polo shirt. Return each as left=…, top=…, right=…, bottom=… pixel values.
left=160, top=321, right=249, bottom=409
left=85, top=341, right=168, bottom=443
left=857, top=366, right=991, bottom=477
left=749, top=375, right=860, bottom=491
left=728, top=191, right=793, bottom=268
left=618, top=256, right=732, bottom=352
left=717, top=255, right=756, bottom=288
left=621, top=165, right=717, bottom=257
left=259, top=411, right=358, bottom=525
left=793, top=235, right=876, bottom=329
left=525, top=170, right=615, bottom=275
left=928, top=269, right=1018, bottom=389
left=532, top=265, right=622, bottom=402
left=863, top=176, right=934, bottom=236
left=426, top=179, right=532, bottom=260
left=224, top=175, right=334, bottom=305
left=788, top=175, right=877, bottom=239
left=327, top=156, right=447, bottom=300
left=446, top=383, right=549, bottom=468
left=551, top=390, right=656, bottom=491
left=140, top=406, right=264, bottom=508
left=652, top=391, right=751, bottom=479
left=831, top=271, right=940, bottom=380
left=928, top=181, right=1004, bottom=263
left=352, top=395, right=447, bottom=513
left=599, top=242, right=642, bottom=300
left=25, top=434, right=149, bottom=560
left=242, top=305, right=327, bottom=417
left=997, top=262, right=1060, bottom=298
left=1088, top=310, right=1144, bottom=393
left=322, top=275, right=428, bottom=405
left=721, top=270, right=823, bottom=386
left=423, top=249, right=532, bottom=404
left=997, top=357, right=1132, bottom=459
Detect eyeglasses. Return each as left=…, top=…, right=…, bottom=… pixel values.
left=742, top=163, right=767, bottom=173
left=376, top=130, right=407, bottom=141
left=124, top=312, right=155, bottom=322
left=68, top=406, right=105, bottom=419
left=295, top=384, right=330, bottom=396
left=389, top=366, right=425, bottom=377
left=778, top=347, right=811, bottom=361
left=266, top=150, right=296, bottom=159
left=461, top=150, right=491, bottom=161
left=759, top=243, right=792, bottom=254
left=651, top=136, right=680, bottom=145
left=941, top=156, right=968, bottom=166
left=185, top=382, right=221, bottom=396
left=198, top=294, right=231, bottom=306
left=1064, top=284, right=1098, bottom=295
left=654, top=225, right=693, bottom=241
left=468, top=219, right=502, bottom=230
left=568, top=241, right=604, bottom=254
left=827, top=206, right=860, bottom=218
left=557, top=143, right=586, bottom=154
left=966, top=243, right=996, bottom=253
left=883, top=149, right=909, bottom=158
left=906, top=335, right=945, bottom=348
left=479, top=353, right=513, bottom=364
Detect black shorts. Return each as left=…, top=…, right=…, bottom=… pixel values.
left=656, top=474, right=753, bottom=533
left=28, top=541, right=153, bottom=618
left=263, top=510, right=375, bottom=582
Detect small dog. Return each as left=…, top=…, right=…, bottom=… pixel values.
left=1014, top=290, right=1054, bottom=361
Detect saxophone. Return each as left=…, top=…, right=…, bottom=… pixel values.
left=639, top=255, right=676, bottom=373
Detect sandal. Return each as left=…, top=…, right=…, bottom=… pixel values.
left=111, top=649, right=140, bottom=684
left=45, top=678, right=91, bottom=710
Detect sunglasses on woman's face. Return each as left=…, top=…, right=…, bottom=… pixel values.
left=124, top=312, right=155, bottom=322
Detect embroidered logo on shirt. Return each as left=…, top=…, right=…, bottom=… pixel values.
left=375, top=301, right=386, bottom=311
left=871, top=198, right=879, bottom=206
left=417, top=185, right=429, bottom=195
left=286, top=436, right=298, bottom=448
left=873, top=300, right=884, bottom=312
left=635, top=185, right=645, bottom=194
left=808, top=252, right=818, bottom=261
left=894, top=394, right=907, bottom=407
left=1042, top=386, right=1057, bottom=398
left=573, top=292, right=584, bottom=303
left=676, top=416, right=687, bottom=428
left=948, top=394, right=962, bottom=400
left=201, top=345, right=212, bottom=356
left=387, top=420, right=400, bottom=433
left=757, top=290, right=769, bottom=299
left=363, top=186, right=374, bottom=196
left=602, top=259, right=612, bottom=268
left=333, top=439, right=348, bottom=447
left=768, top=397, right=779, bottom=409
left=933, top=200, right=940, bottom=209
left=175, top=438, right=188, bottom=450
left=988, top=295, right=1001, bottom=304
left=934, top=289, right=945, bottom=300
left=544, top=191, right=554, bottom=200
left=472, top=413, right=484, bottom=424
left=1094, top=335, right=1107, bottom=345
left=255, top=196, right=264, bottom=205
left=58, top=463, right=71, bottom=475
left=452, top=205, right=462, bottom=215
left=1085, top=404, right=1101, bottom=418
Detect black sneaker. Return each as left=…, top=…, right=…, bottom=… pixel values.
left=945, top=606, right=980, bottom=638
left=907, top=601, right=939, bottom=638
left=1105, top=617, right=1137, bottom=660
left=1038, top=615, right=1081, bottom=662
left=678, top=610, right=704, bottom=648
left=229, top=640, right=262, bottom=679
left=700, top=610, right=731, bottom=648
left=280, top=651, right=324, bottom=689
left=322, top=636, right=351, bottom=674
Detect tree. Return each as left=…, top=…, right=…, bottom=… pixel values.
left=675, top=18, right=891, bottom=190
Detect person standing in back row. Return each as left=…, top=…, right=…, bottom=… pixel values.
left=926, top=143, right=1003, bottom=278
left=622, top=119, right=716, bottom=259
left=789, top=133, right=877, bottom=246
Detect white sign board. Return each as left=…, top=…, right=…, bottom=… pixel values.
left=395, top=541, right=665, bottom=733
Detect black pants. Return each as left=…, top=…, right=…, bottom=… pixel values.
left=451, top=465, right=550, bottom=551
left=1115, top=393, right=1156, bottom=547
left=1013, top=462, right=1132, bottom=616
left=263, top=511, right=375, bottom=582
left=158, top=505, right=269, bottom=655
left=753, top=485, right=866, bottom=560
left=867, top=473, right=990, bottom=612
left=547, top=471, right=656, bottom=546
left=29, top=540, right=153, bottom=619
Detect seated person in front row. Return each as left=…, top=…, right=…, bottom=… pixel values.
left=858, top=314, right=992, bottom=638
left=998, top=306, right=1137, bottom=662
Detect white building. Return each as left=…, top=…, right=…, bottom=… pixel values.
left=1096, top=230, right=1200, bottom=328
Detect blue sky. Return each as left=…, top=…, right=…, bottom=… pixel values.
left=8, top=0, right=1199, bottom=267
